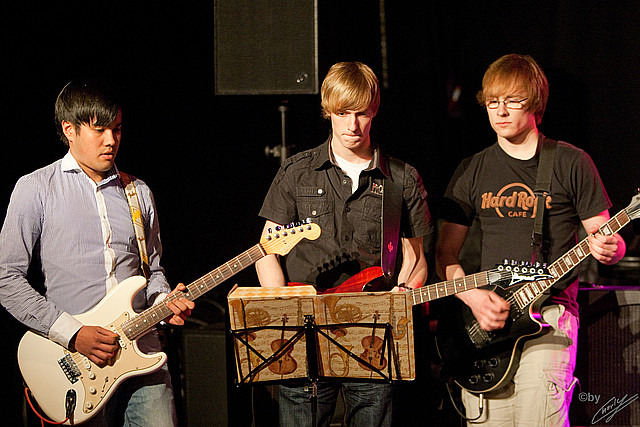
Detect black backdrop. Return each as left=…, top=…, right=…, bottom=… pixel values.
left=3, top=1, right=640, bottom=425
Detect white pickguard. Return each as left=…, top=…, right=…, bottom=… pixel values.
left=18, top=276, right=166, bottom=425
left=16, top=222, right=323, bottom=425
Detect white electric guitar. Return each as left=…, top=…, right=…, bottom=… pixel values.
left=18, top=222, right=320, bottom=425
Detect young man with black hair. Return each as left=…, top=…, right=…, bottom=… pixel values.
left=0, top=80, right=194, bottom=426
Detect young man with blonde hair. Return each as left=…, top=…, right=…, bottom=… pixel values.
left=256, top=61, right=432, bottom=426
left=436, top=54, right=625, bottom=425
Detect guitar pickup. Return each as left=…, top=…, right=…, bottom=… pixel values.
left=58, top=353, right=82, bottom=384
left=465, top=324, right=494, bottom=349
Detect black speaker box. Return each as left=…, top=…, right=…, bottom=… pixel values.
left=570, top=290, right=640, bottom=426
left=169, top=326, right=252, bottom=427
left=214, top=0, right=318, bottom=95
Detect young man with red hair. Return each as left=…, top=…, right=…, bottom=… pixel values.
left=436, top=54, right=625, bottom=425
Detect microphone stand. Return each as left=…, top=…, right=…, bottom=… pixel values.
left=265, top=102, right=292, bottom=165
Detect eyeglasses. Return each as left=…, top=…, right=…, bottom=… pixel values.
left=485, top=98, right=528, bottom=110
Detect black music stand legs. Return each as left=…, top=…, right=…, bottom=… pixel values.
left=304, top=315, right=320, bottom=427
left=231, top=314, right=398, bottom=427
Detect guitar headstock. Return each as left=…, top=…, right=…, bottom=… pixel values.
left=260, top=221, right=321, bottom=256
left=495, top=260, right=553, bottom=286
left=625, top=191, right=640, bottom=221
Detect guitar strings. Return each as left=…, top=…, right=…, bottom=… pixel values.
left=409, top=267, right=507, bottom=304
left=462, top=205, right=634, bottom=352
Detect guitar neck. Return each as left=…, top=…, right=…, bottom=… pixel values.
left=512, top=207, right=631, bottom=308
left=408, top=268, right=503, bottom=306
left=121, top=243, right=267, bottom=340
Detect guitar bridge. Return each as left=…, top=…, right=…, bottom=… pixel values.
left=510, top=306, right=524, bottom=320
left=58, top=353, right=82, bottom=384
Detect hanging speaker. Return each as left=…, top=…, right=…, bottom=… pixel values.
left=214, top=0, right=319, bottom=95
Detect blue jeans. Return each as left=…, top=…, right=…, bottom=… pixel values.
left=279, top=381, right=392, bottom=427
left=86, top=365, right=177, bottom=427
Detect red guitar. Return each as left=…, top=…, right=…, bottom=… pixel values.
left=319, top=267, right=388, bottom=293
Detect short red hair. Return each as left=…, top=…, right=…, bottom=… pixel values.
left=476, top=54, right=549, bottom=124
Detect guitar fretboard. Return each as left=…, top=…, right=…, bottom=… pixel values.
left=117, top=222, right=320, bottom=340
left=409, top=268, right=511, bottom=306
left=512, top=209, right=630, bottom=309
left=120, top=244, right=267, bottom=340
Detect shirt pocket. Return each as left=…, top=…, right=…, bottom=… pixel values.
left=354, top=196, right=381, bottom=248
left=295, top=186, right=335, bottom=234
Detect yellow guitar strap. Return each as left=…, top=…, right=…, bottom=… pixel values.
left=120, top=172, right=151, bottom=280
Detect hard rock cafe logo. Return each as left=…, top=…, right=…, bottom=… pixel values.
left=481, top=182, right=552, bottom=218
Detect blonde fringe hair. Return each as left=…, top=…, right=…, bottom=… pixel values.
left=321, top=62, right=380, bottom=118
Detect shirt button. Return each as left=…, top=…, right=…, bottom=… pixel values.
left=345, top=206, right=351, bottom=212
left=344, top=236, right=350, bottom=241
left=342, top=180, right=348, bottom=185
left=311, top=210, right=317, bottom=216
left=317, top=188, right=324, bottom=195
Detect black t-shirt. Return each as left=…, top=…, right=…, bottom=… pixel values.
left=259, top=140, right=433, bottom=290
left=441, top=138, right=611, bottom=316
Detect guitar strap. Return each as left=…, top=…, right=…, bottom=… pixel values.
left=120, top=172, right=151, bottom=280
left=531, top=134, right=558, bottom=264
left=381, top=157, right=404, bottom=278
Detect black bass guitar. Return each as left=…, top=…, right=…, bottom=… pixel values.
left=435, top=192, right=640, bottom=394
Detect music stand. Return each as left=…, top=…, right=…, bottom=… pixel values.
left=227, top=286, right=416, bottom=424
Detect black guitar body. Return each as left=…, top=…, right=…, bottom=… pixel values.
left=435, top=193, right=640, bottom=394
left=435, top=283, right=550, bottom=393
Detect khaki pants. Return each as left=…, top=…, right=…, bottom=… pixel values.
left=462, top=304, right=579, bottom=426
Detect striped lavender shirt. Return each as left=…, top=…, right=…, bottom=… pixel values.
left=0, top=152, right=170, bottom=349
